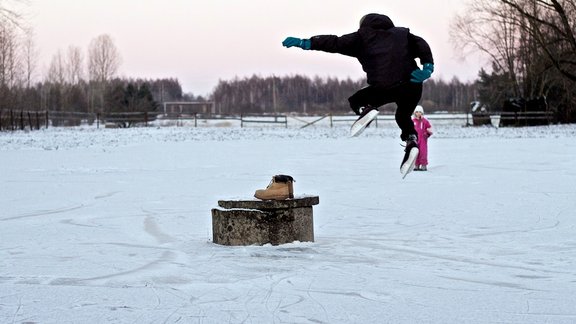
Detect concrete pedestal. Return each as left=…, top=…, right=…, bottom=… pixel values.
left=212, top=196, right=319, bottom=246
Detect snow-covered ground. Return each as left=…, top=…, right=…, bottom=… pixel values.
left=1, top=124, right=576, bottom=324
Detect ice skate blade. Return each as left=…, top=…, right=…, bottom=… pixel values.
left=350, top=110, right=379, bottom=137
left=401, top=147, right=419, bottom=179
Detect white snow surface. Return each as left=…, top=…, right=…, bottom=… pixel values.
left=2, top=124, right=576, bottom=323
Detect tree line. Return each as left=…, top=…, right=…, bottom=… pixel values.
left=211, top=75, right=476, bottom=115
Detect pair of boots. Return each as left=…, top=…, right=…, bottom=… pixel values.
left=254, top=175, right=295, bottom=200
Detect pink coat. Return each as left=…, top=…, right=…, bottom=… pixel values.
left=413, top=116, right=432, bottom=166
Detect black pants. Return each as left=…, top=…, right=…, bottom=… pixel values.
left=348, top=82, right=422, bottom=141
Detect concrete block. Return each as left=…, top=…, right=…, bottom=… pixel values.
left=212, top=195, right=319, bottom=246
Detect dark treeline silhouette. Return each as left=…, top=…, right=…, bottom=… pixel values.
left=1, top=78, right=202, bottom=114
left=421, top=78, right=477, bottom=113
left=212, top=74, right=477, bottom=115
left=212, top=75, right=363, bottom=115
left=2, top=74, right=478, bottom=117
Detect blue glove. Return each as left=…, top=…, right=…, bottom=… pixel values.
left=410, top=63, right=434, bottom=83
left=282, top=37, right=311, bottom=50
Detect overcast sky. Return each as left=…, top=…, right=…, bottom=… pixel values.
left=26, top=0, right=485, bottom=96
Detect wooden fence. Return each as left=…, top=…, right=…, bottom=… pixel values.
left=0, top=109, right=558, bottom=132
left=240, top=114, right=288, bottom=128
left=154, top=113, right=288, bottom=128
left=0, top=110, right=290, bottom=131
left=0, top=110, right=156, bottom=131
left=295, top=112, right=473, bottom=128
left=472, top=111, right=555, bottom=127
left=0, top=110, right=48, bottom=131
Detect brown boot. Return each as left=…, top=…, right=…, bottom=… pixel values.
left=254, top=175, right=295, bottom=200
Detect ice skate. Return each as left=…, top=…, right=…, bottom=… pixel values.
left=350, top=106, right=379, bottom=137
left=400, top=135, right=419, bottom=179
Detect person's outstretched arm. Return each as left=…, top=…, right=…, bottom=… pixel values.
left=282, top=32, right=360, bottom=57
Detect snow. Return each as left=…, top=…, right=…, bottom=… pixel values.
left=1, top=123, right=576, bottom=323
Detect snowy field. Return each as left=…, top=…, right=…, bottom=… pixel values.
left=1, top=124, right=576, bottom=324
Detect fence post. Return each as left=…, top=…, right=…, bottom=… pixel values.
left=27, top=112, right=33, bottom=130
left=144, top=112, right=148, bottom=127
left=20, top=111, right=24, bottom=130
left=36, top=111, right=40, bottom=130
left=45, top=111, right=49, bottom=129
left=194, top=113, right=198, bottom=127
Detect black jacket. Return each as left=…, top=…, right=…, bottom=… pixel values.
left=310, top=14, right=434, bottom=89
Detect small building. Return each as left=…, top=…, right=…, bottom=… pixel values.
left=162, top=101, right=215, bottom=117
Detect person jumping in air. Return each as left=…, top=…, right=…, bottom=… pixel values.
left=282, top=13, right=434, bottom=177
left=412, top=105, right=433, bottom=171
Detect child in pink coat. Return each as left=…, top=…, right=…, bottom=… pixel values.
left=412, top=105, right=433, bottom=171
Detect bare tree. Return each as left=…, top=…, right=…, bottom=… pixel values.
left=497, top=0, right=576, bottom=82
left=21, top=27, right=37, bottom=88
left=43, top=49, right=66, bottom=112
left=66, top=45, right=83, bottom=85
left=88, top=34, right=121, bottom=84
left=451, top=0, right=525, bottom=96
left=451, top=0, right=576, bottom=121
left=0, top=0, right=34, bottom=111
left=87, top=34, right=121, bottom=112
left=1, top=0, right=31, bottom=89
left=453, top=1, right=576, bottom=83
left=46, top=49, right=65, bottom=85
left=0, top=20, right=20, bottom=89
left=0, top=0, right=24, bottom=27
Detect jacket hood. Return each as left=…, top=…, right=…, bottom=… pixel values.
left=359, top=13, right=395, bottom=30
